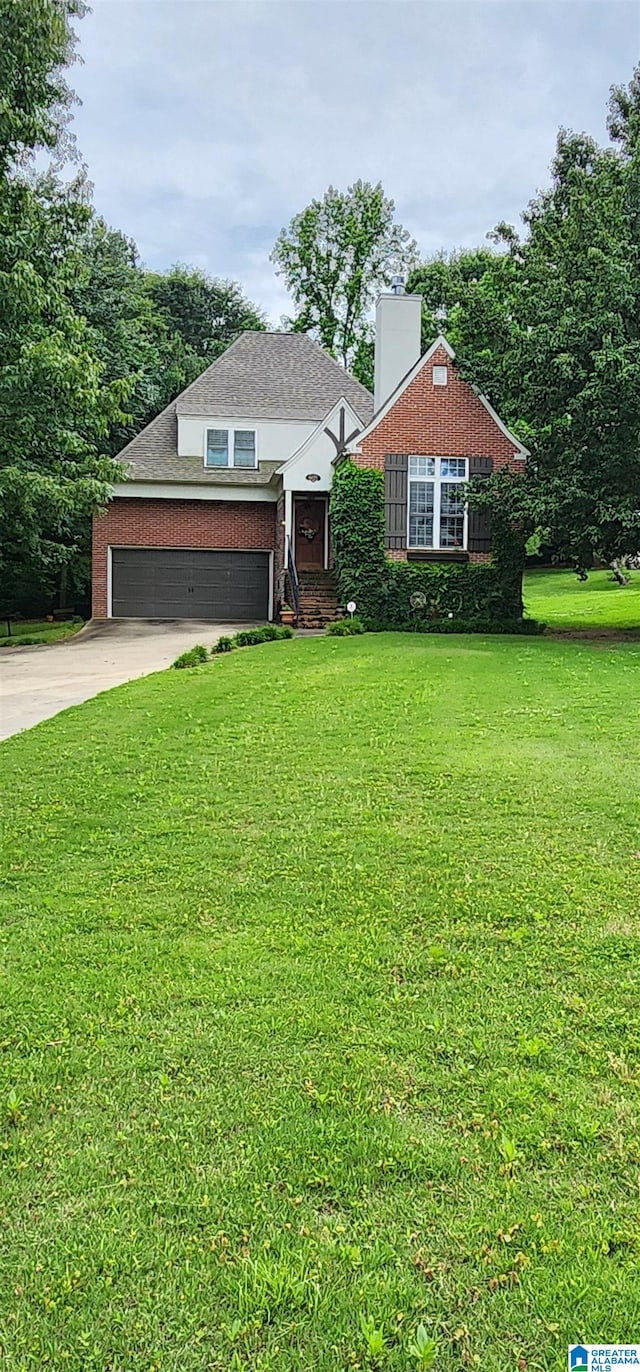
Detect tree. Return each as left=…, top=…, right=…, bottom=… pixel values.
left=407, top=248, right=521, bottom=422
left=145, top=265, right=265, bottom=363
left=0, top=1, right=126, bottom=609
left=271, top=181, right=418, bottom=381
left=409, top=68, right=640, bottom=577
left=484, top=83, right=640, bottom=577
left=70, top=223, right=197, bottom=455
left=0, top=0, right=84, bottom=174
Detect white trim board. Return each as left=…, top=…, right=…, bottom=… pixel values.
left=112, top=482, right=278, bottom=503
left=276, top=396, right=363, bottom=475
left=348, top=333, right=529, bottom=460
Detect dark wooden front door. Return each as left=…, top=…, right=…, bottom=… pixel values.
left=294, top=498, right=325, bottom=569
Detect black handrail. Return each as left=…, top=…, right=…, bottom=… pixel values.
left=286, top=536, right=300, bottom=617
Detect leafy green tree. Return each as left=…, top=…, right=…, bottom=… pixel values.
left=411, top=69, right=640, bottom=577
left=70, top=222, right=196, bottom=454
left=145, top=264, right=265, bottom=363
left=484, top=79, right=640, bottom=576
left=271, top=181, right=418, bottom=380
left=407, top=248, right=520, bottom=421
left=0, top=0, right=83, bottom=173
left=0, top=0, right=126, bottom=609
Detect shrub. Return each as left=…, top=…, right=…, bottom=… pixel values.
left=368, top=616, right=545, bottom=636
left=326, top=616, right=366, bottom=636
left=211, top=625, right=294, bottom=654
left=172, top=644, right=209, bottom=669
left=233, top=628, right=265, bottom=647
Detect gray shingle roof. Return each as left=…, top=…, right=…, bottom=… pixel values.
left=121, top=449, right=280, bottom=487
left=114, top=332, right=373, bottom=484
left=176, top=332, right=374, bottom=421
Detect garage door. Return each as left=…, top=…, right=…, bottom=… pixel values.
left=111, top=549, right=270, bottom=621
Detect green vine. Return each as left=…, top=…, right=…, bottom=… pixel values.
left=330, top=460, right=535, bottom=632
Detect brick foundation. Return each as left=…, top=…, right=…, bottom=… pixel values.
left=92, top=497, right=277, bottom=618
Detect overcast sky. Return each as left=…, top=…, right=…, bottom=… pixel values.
left=69, top=0, right=639, bottom=324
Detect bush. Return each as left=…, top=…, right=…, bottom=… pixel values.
left=326, top=616, right=366, bottom=636
left=366, top=616, right=546, bottom=636
left=233, top=628, right=265, bottom=647
left=172, top=644, right=209, bottom=669
left=211, top=625, right=294, bottom=654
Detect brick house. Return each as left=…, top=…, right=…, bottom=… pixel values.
left=92, top=286, right=527, bottom=625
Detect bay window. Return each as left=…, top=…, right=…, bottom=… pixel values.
left=408, top=456, right=467, bottom=549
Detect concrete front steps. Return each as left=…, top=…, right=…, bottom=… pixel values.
left=296, top=570, right=339, bottom=629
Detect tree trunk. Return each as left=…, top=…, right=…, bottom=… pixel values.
left=610, top=559, right=631, bottom=586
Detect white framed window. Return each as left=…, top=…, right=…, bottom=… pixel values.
left=205, top=428, right=257, bottom=469
left=432, top=365, right=448, bottom=386
left=408, top=456, right=467, bottom=549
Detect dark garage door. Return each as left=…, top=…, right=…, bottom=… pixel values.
left=111, top=548, right=270, bottom=621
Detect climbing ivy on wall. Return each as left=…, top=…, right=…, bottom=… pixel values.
left=330, top=459, right=535, bottom=632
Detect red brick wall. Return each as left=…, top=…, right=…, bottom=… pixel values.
left=354, top=345, right=522, bottom=564
left=92, top=497, right=277, bottom=618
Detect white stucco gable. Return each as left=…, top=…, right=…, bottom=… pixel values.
left=276, top=397, right=363, bottom=492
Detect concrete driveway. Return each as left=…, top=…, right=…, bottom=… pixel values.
left=0, top=619, right=247, bottom=742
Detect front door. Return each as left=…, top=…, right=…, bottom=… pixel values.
left=294, top=498, right=326, bottom=569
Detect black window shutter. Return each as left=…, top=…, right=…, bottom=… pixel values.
left=384, top=454, right=408, bottom=549
left=468, top=456, right=493, bottom=553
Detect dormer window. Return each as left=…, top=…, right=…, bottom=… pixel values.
left=233, top=430, right=256, bottom=467
left=205, top=428, right=257, bottom=469
left=432, top=365, right=448, bottom=386
left=205, top=429, right=228, bottom=467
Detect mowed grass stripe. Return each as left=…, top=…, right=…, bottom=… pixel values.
left=1, top=634, right=639, bottom=1371
left=524, top=567, right=640, bottom=630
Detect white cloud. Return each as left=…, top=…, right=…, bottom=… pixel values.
left=70, top=0, right=639, bottom=324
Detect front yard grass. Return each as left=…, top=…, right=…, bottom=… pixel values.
left=524, top=567, right=640, bottom=630
left=0, top=617, right=84, bottom=648
left=1, top=633, right=639, bottom=1370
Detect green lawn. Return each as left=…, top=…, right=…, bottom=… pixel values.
left=1, top=634, right=640, bottom=1371
left=0, top=618, right=84, bottom=648
left=524, top=567, right=640, bottom=630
